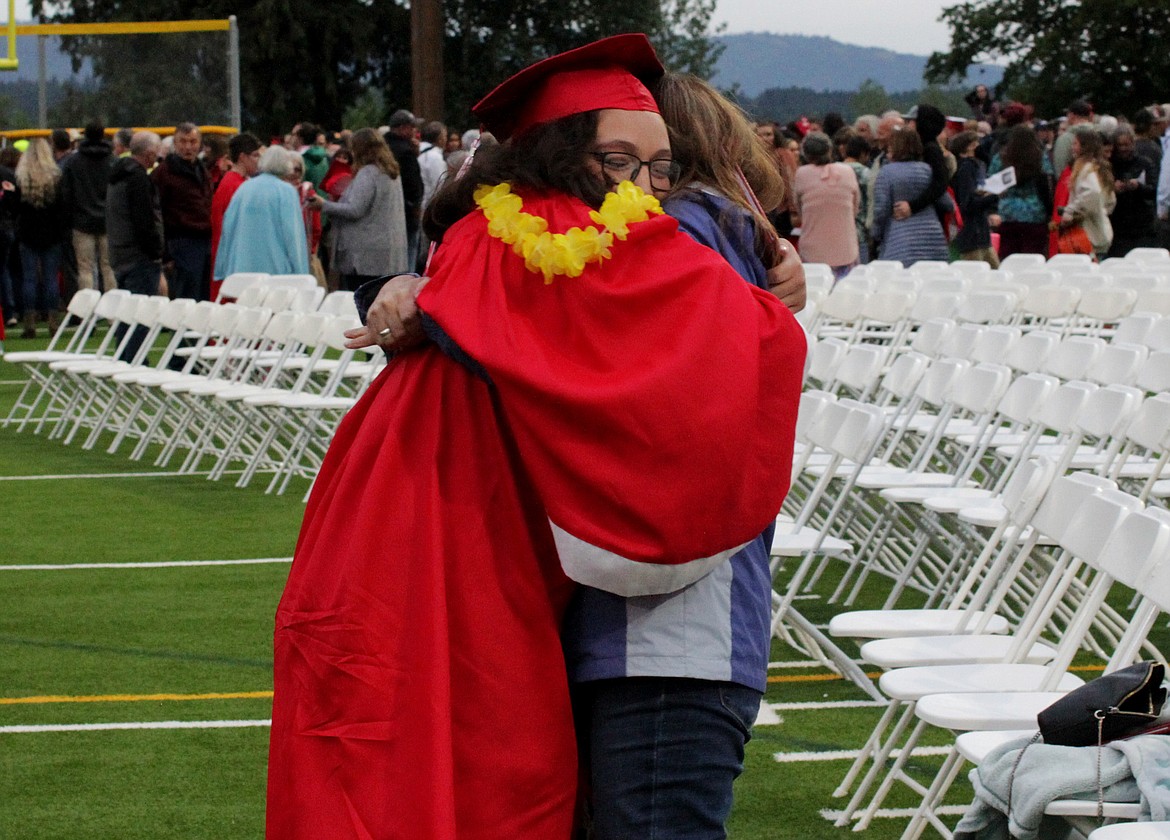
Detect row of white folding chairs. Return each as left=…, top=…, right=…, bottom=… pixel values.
left=809, top=282, right=1170, bottom=347
left=807, top=328, right=1170, bottom=405
left=827, top=471, right=1170, bottom=838
left=2, top=291, right=379, bottom=493
left=787, top=358, right=1170, bottom=628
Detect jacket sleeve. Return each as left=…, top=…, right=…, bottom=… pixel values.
left=908, top=143, right=950, bottom=214
left=321, top=167, right=377, bottom=221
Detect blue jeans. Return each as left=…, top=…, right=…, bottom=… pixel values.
left=20, top=242, right=62, bottom=312
left=574, top=678, right=762, bottom=840
left=166, top=235, right=209, bottom=301
left=114, top=260, right=160, bottom=361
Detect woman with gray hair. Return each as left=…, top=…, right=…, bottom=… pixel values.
left=794, top=130, right=860, bottom=280
left=213, top=145, right=310, bottom=279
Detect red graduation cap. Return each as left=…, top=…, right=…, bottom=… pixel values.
left=473, top=33, right=665, bottom=141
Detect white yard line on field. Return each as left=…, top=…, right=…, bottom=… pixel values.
left=0, top=719, right=272, bottom=734
left=0, top=558, right=292, bottom=571
left=0, top=470, right=247, bottom=481
left=820, top=805, right=967, bottom=821
left=775, top=745, right=953, bottom=763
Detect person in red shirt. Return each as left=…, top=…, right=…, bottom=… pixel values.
left=209, top=132, right=261, bottom=300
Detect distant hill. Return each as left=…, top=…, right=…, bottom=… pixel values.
left=712, top=32, right=1002, bottom=97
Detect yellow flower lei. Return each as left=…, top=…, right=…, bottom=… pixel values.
left=473, top=181, right=664, bottom=283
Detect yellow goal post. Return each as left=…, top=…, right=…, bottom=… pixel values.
left=7, top=15, right=240, bottom=128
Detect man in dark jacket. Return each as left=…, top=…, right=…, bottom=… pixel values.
left=1109, top=125, right=1159, bottom=257
left=60, top=119, right=116, bottom=293
left=151, top=122, right=212, bottom=300
left=385, top=109, right=424, bottom=269
left=107, top=131, right=164, bottom=359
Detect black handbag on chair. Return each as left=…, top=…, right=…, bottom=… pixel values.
left=1037, top=661, right=1167, bottom=747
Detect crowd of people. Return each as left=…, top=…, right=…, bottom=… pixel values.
left=754, top=93, right=1170, bottom=277
left=0, top=114, right=488, bottom=337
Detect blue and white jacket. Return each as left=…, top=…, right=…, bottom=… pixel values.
left=561, top=188, right=777, bottom=693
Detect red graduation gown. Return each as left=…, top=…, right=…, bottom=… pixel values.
left=266, top=189, right=806, bottom=839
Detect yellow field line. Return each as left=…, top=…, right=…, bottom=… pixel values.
left=0, top=691, right=272, bottom=705
left=766, top=663, right=1106, bottom=685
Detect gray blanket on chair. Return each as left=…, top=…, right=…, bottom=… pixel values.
left=953, top=734, right=1170, bottom=840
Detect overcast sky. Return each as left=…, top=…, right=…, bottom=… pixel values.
left=712, top=0, right=956, bottom=56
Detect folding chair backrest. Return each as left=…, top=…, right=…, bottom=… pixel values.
left=235, top=284, right=268, bottom=307
left=49, top=288, right=103, bottom=352
left=805, top=336, right=848, bottom=385
left=909, top=291, right=960, bottom=322
left=828, top=401, right=888, bottom=464
left=910, top=318, right=955, bottom=356
left=217, top=273, right=269, bottom=301
left=1000, top=457, right=1059, bottom=528
left=1000, top=253, right=1047, bottom=272
left=1004, top=329, right=1060, bottom=373
left=970, top=326, right=1021, bottom=365
left=1113, top=312, right=1160, bottom=345
left=157, top=298, right=195, bottom=332
left=951, top=363, right=1013, bottom=416
left=1073, top=384, right=1144, bottom=440
left=1048, top=253, right=1096, bottom=270
left=914, top=357, right=969, bottom=408
left=956, top=290, right=1018, bottom=324
left=1020, top=285, right=1080, bottom=319
left=1136, top=288, right=1170, bottom=316
left=1136, top=352, right=1170, bottom=393
left=1044, top=336, right=1105, bottom=381
left=876, top=351, right=929, bottom=403
left=1057, top=487, right=1144, bottom=565
left=860, top=290, right=914, bottom=325
left=1125, top=247, right=1170, bottom=266
left=833, top=344, right=887, bottom=396
left=1030, top=380, right=1096, bottom=434
left=996, top=372, right=1059, bottom=425
left=1087, top=342, right=1149, bottom=387
left=938, top=323, right=985, bottom=360
left=1097, top=506, right=1170, bottom=592
left=1146, top=318, right=1170, bottom=352
left=1077, top=287, right=1137, bottom=323
left=1010, top=269, right=1061, bottom=288
left=290, top=287, right=325, bottom=311
left=267, top=274, right=319, bottom=292
left=1029, top=472, right=1118, bottom=544
left=261, top=286, right=298, bottom=312
left=317, top=290, right=358, bottom=317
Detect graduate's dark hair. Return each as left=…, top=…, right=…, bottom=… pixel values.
left=424, top=111, right=606, bottom=243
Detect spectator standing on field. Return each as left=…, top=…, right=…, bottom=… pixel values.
left=151, top=122, right=212, bottom=300
left=209, top=132, right=262, bottom=299
left=60, top=119, right=117, bottom=293
left=384, top=110, right=424, bottom=270
left=15, top=138, right=68, bottom=338
left=106, top=132, right=164, bottom=359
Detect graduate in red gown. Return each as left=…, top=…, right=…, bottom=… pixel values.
left=265, top=34, right=807, bottom=840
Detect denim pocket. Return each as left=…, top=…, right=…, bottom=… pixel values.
left=718, top=684, right=763, bottom=742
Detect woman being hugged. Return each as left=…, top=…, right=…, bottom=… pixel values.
left=561, top=70, right=804, bottom=840
left=267, top=35, right=806, bottom=840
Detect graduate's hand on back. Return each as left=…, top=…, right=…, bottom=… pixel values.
left=766, top=238, right=806, bottom=314
left=344, top=274, right=430, bottom=351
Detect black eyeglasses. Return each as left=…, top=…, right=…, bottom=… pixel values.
left=590, top=151, right=681, bottom=187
